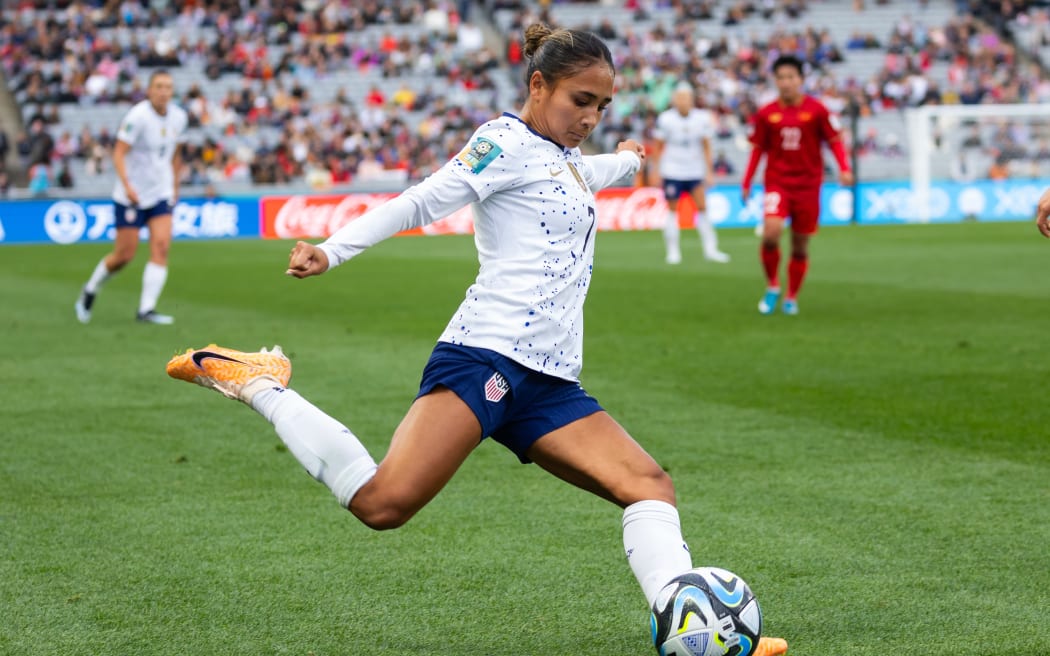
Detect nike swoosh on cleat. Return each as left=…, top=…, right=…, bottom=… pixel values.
left=191, top=351, right=246, bottom=369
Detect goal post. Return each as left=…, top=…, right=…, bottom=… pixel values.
left=906, top=103, right=1049, bottom=222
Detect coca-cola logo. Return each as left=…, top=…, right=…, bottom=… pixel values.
left=264, top=194, right=393, bottom=239
left=261, top=187, right=675, bottom=240
left=594, top=186, right=668, bottom=231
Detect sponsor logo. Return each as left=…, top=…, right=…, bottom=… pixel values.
left=191, top=350, right=245, bottom=369
left=44, top=200, right=88, bottom=244
left=260, top=194, right=475, bottom=239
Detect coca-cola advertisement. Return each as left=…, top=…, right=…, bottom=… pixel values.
left=259, top=187, right=682, bottom=240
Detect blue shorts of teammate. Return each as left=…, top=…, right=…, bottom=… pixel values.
left=417, top=342, right=603, bottom=463
left=113, top=200, right=173, bottom=229
left=662, top=179, right=703, bottom=202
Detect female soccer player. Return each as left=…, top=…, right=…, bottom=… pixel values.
left=653, top=83, right=729, bottom=264
left=168, top=24, right=786, bottom=656
left=75, top=69, right=187, bottom=325
left=742, top=55, right=852, bottom=315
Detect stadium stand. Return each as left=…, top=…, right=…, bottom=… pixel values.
left=0, top=0, right=1046, bottom=197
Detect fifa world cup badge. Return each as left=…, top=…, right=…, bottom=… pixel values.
left=458, top=137, right=502, bottom=174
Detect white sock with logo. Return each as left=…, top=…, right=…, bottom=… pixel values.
left=249, top=386, right=378, bottom=508
left=623, top=500, right=693, bottom=607
left=696, top=211, right=720, bottom=254
left=85, top=258, right=113, bottom=294
left=139, top=261, right=168, bottom=314
left=664, top=210, right=681, bottom=260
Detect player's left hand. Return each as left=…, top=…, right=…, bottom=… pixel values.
left=1036, top=188, right=1050, bottom=238
left=839, top=171, right=854, bottom=187
left=616, top=139, right=645, bottom=162
left=286, top=241, right=330, bottom=278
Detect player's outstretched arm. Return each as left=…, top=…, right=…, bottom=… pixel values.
left=1036, top=188, right=1050, bottom=238
left=286, top=241, right=330, bottom=278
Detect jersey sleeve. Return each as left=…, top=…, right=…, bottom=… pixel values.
left=818, top=103, right=843, bottom=143
left=446, top=123, right=523, bottom=201
left=580, top=150, right=641, bottom=191
left=747, top=111, right=768, bottom=150
left=701, top=110, right=716, bottom=140
left=176, top=108, right=189, bottom=144
left=318, top=164, right=479, bottom=268
left=116, top=105, right=143, bottom=146
left=652, top=113, right=668, bottom=143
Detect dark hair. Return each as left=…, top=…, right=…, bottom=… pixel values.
left=522, top=23, right=614, bottom=87
left=771, top=55, right=804, bottom=76
left=148, top=69, right=172, bottom=84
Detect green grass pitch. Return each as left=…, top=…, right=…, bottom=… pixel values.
left=2, top=222, right=1048, bottom=655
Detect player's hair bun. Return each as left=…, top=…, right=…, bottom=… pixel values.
left=522, top=23, right=554, bottom=59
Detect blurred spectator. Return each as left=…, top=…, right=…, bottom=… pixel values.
left=27, top=161, right=49, bottom=196
left=56, top=158, right=74, bottom=188
left=713, top=150, right=735, bottom=176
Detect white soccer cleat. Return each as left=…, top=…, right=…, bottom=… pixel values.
left=75, top=289, right=95, bottom=324
left=137, top=310, right=175, bottom=325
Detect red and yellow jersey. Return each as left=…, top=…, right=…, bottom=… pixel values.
left=748, top=95, right=843, bottom=189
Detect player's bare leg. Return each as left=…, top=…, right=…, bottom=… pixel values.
left=167, top=347, right=480, bottom=528
left=138, top=214, right=174, bottom=324
left=75, top=226, right=139, bottom=323
left=526, top=411, right=689, bottom=606
left=349, top=389, right=481, bottom=529
left=758, top=216, right=785, bottom=314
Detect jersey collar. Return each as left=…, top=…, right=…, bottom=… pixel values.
left=502, top=112, right=570, bottom=151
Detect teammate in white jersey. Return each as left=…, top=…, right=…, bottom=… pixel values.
left=75, top=69, right=187, bottom=325
left=165, top=24, right=786, bottom=656
left=653, top=84, right=730, bottom=264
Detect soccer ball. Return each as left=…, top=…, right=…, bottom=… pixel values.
left=650, top=567, right=763, bottom=656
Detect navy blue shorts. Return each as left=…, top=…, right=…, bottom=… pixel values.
left=417, top=342, right=603, bottom=463
left=114, top=200, right=173, bottom=229
left=662, top=178, right=703, bottom=202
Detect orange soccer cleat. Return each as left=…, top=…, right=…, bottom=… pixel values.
left=166, top=344, right=291, bottom=403
left=754, top=636, right=789, bottom=656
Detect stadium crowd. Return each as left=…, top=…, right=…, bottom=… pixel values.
left=1, top=0, right=1048, bottom=194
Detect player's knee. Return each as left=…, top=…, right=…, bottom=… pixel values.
left=349, top=490, right=418, bottom=531
left=617, top=462, right=676, bottom=507
left=111, top=250, right=135, bottom=268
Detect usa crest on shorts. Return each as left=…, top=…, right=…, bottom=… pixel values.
left=484, top=371, right=510, bottom=402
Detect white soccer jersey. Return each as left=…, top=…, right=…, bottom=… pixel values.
left=318, top=113, right=640, bottom=381
left=653, top=107, right=715, bottom=180
left=111, top=100, right=188, bottom=208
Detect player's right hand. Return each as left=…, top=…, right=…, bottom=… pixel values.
left=126, top=186, right=140, bottom=207
left=286, top=241, right=330, bottom=278
left=1036, top=188, right=1050, bottom=238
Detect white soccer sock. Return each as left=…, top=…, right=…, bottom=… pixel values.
left=250, top=387, right=378, bottom=508
left=623, top=500, right=693, bottom=607
left=696, top=211, right=720, bottom=254
left=85, top=257, right=113, bottom=294
left=139, top=261, right=168, bottom=314
left=664, top=210, right=680, bottom=258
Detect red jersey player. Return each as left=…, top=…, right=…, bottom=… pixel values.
left=742, top=55, right=853, bottom=315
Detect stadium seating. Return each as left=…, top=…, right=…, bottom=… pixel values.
left=1, top=0, right=1045, bottom=195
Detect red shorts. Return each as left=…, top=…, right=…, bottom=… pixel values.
left=763, top=185, right=821, bottom=235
